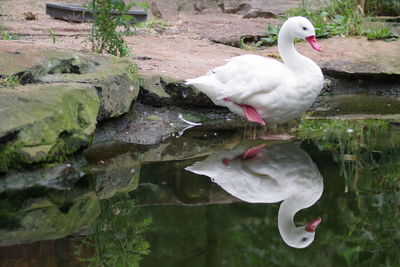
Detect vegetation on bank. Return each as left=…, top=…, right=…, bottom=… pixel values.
left=297, top=119, right=400, bottom=265
left=0, top=75, right=21, bottom=87
left=85, top=0, right=149, bottom=57
left=256, top=0, right=399, bottom=47
left=297, top=119, right=400, bottom=192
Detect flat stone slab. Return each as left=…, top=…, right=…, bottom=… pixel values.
left=259, top=36, right=400, bottom=76
left=165, top=13, right=278, bottom=46
left=130, top=35, right=400, bottom=81
left=128, top=35, right=248, bottom=80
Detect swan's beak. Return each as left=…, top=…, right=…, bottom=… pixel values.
left=305, top=217, right=322, bottom=232
left=306, top=35, right=322, bottom=52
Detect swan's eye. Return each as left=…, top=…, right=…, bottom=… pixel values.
left=302, top=237, right=308, bottom=242
left=302, top=27, right=307, bottom=31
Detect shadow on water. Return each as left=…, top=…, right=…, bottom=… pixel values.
left=0, top=119, right=399, bottom=266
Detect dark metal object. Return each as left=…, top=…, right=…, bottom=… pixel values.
left=45, top=3, right=147, bottom=24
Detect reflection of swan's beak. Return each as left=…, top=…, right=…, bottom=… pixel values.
left=305, top=217, right=322, bottom=232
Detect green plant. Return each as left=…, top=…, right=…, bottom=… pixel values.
left=139, top=18, right=170, bottom=29
left=1, top=32, right=19, bottom=40
left=85, top=0, right=149, bottom=57
left=256, top=24, right=279, bottom=47
left=363, top=25, right=399, bottom=41
left=0, top=75, right=21, bottom=87
left=47, top=29, right=58, bottom=44
left=238, top=37, right=258, bottom=51
left=256, top=0, right=398, bottom=47
left=75, top=193, right=151, bottom=266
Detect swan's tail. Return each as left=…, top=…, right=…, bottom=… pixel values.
left=185, top=75, right=224, bottom=100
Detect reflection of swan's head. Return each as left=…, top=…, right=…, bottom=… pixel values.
left=280, top=217, right=322, bottom=249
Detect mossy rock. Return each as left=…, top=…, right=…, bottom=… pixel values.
left=0, top=49, right=141, bottom=122
left=0, top=47, right=142, bottom=171
left=34, top=52, right=141, bottom=121
left=139, top=75, right=214, bottom=107
left=0, top=190, right=100, bottom=246
left=90, top=153, right=141, bottom=199
left=0, top=163, right=83, bottom=194
left=0, top=83, right=100, bottom=172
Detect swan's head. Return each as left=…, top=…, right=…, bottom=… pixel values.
left=283, top=16, right=321, bottom=52
left=281, top=217, right=322, bottom=249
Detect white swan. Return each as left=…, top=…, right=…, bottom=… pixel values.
left=185, top=16, right=323, bottom=125
left=185, top=142, right=323, bottom=248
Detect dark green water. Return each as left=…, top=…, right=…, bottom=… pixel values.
left=0, top=119, right=399, bottom=266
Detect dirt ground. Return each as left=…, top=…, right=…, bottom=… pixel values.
left=0, top=0, right=290, bottom=44
left=0, top=0, right=287, bottom=77
left=0, top=0, right=399, bottom=80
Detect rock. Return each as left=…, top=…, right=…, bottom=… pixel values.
left=223, top=3, right=252, bottom=14
left=88, top=102, right=244, bottom=147
left=30, top=52, right=141, bottom=121
left=242, top=9, right=277, bottom=19
left=0, top=83, right=99, bottom=172
left=83, top=103, right=247, bottom=165
left=0, top=45, right=141, bottom=121
left=311, top=95, right=400, bottom=118
left=0, top=45, right=141, bottom=171
left=0, top=189, right=100, bottom=246
left=139, top=75, right=214, bottom=107
left=0, top=163, right=84, bottom=193
left=91, top=153, right=141, bottom=199
left=193, top=2, right=207, bottom=14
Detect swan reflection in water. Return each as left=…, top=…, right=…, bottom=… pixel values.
left=186, top=142, right=323, bottom=249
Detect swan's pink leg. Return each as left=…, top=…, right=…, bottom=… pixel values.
left=238, top=104, right=266, bottom=125
left=241, top=144, right=265, bottom=159
left=223, top=98, right=265, bottom=125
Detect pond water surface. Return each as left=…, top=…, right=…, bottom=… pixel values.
left=0, top=119, right=399, bottom=266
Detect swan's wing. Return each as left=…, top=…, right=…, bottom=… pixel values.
left=210, top=55, right=291, bottom=101
left=186, top=55, right=291, bottom=102
left=185, top=147, right=286, bottom=203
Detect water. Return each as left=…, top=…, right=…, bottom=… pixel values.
left=0, top=119, right=399, bottom=266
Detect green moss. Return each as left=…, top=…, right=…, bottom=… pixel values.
left=146, top=115, right=162, bottom=121
left=0, top=83, right=100, bottom=171
left=140, top=75, right=171, bottom=99
left=0, top=190, right=101, bottom=246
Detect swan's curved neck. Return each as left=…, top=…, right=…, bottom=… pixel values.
left=278, top=24, right=308, bottom=71
left=278, top=197, right=313, bottom=240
